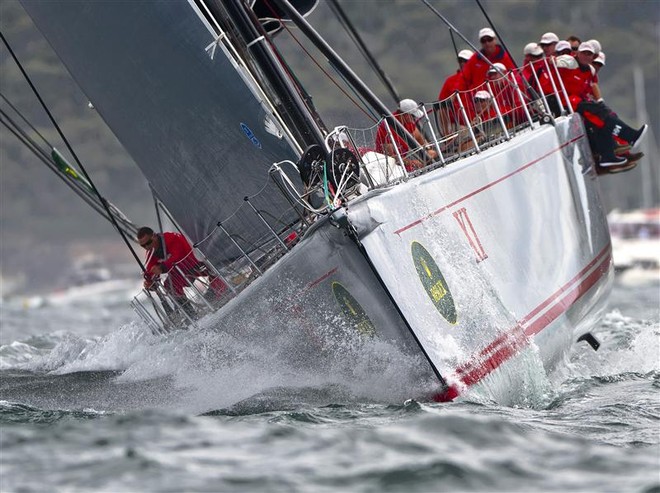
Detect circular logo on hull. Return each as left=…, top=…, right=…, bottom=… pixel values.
left=331, top=282, right=376, bottom=336
left=411, top=241, right=457, bottom=324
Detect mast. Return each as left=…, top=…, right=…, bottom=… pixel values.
left=269, top=0, right=424, bottom=156
left=207, top=0, right=327, bottom=151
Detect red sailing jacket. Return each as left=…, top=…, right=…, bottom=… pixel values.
left=144, top=232, right=198, bottom=280
left=438, top=70, right=466, bottom=101
left=560, top=63, right=597, bottom=101
left=374, top=110, right=418, bottom=156
left=459, top=45, right=516, bottom=91
left=524, top=59, right=556, bottom=96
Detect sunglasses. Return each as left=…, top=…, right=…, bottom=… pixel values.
left=139, top=237, right=154, bottom=248
left=480, top=37, right=494, bottom=43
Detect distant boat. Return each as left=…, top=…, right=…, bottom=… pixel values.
left=608, top=208, right=660, bottom=284
left=16, top=0, right=613, bottom=402
left=20, top=256, right=141, bottom=308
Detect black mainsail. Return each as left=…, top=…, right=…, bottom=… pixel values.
left=20, top=0, right=310, bottom=267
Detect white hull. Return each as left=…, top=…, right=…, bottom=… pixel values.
left=348, top=115, right=612, bottom=396
left=191, top=115, right=612, bottom=400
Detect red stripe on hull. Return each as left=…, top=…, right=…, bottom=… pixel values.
left=394, top=135, right=585, bottom=236
left=434, top=244, right=611, bottom=400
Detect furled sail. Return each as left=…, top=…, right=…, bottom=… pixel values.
left=20, top=0, right=303, bottom=267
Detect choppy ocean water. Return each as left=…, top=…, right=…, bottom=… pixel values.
left=1, top=275, right=658, bottom=493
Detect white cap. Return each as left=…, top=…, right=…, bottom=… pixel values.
left=399, top=99, right=424, bottom=119
left=555, top=40, right=571, bottom=53
left=457, top=49, right=474, bottom=61
left=474, top=90, right=491, bottom=100
left=523, top=42, right=543, bottom=56
left=479, top=27, right=496, bottom=40
left=587, top=39, right=602, bottom=55
left=578, top=41, right=595, bottom=53
left=487, top=62, right=507, bottom=74
left=594, top=51, right=606, bottom=66
left=539, top=32, right=560, bottom=44
left=555, top=54, right=578, bottom=70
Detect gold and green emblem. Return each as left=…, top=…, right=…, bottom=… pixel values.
left=331, top=282, right=376, bottom=336
left=411, top=241, right=457, bottom=324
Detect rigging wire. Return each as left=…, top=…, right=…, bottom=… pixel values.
left=0, top=106, right=52, bottom=163
left=1, top=110, right=107, bottom=213
left=419, top=0, right=496, bottom=68
left=326, top=0, right=400, bottom=105
left=0, top=99, right=138, bottom=237
left=328, top=67, right=380, bottom=121
left=449, top=29, right=460, bottom=60
left=0, top=29, right=146, bottom=273
left=260, top=0, right=377, bottom=122
left=0, top=92, right=52, bottom=149
left=474, top=0, right=519, bottom=69
left=419, top=0, right=536, bottom=102
left=268, top=0, right=425, bottom=159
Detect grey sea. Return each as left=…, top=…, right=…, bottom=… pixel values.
left=1, top=274, right=658, bottom=493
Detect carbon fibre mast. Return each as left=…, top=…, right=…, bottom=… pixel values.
left=199, top=0, right=326, bottom=151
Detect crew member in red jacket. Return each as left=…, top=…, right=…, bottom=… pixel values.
left=137, top=226, right=227, bottom=304
left=557, top=44, right=647, bottom=167
left=459, top=27, right=516, bottom=91
left=438, top=49, right=473, bottom=101
left=437, top=49, right=473, bottom=134
left=374, top=99, right=437, bottom=171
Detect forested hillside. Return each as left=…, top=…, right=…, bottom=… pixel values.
left=1, top=0, right=658, bottom=291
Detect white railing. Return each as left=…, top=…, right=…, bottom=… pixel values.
left=332, top=58, right=571, bottom=189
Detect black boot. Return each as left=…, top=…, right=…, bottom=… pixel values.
left=589, top=125, right=626, bottom=166
left=629, top=125, right=648, bottom=153
left=600, top=154, right=628, bottom=167
left=605, top=115, right=644, bottom=144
